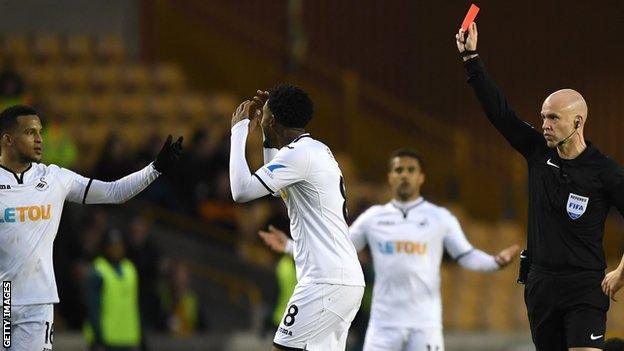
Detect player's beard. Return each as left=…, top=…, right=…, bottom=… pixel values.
left=18, top=151, right=40, bottom=164
left=396, top=183, right=414, bottom=201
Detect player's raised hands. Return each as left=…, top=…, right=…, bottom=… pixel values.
left=258, top=225, right=289, bottom=253
left=494, top=244, right=520, bottom=268
left=602, top=267, right=624, bottom=301
left=231, top=100, right=261, bottom=131
left=153, top=134, right=183, bottom=174
left=456, top=22, right=478, bottom=56
left=253, top=90, right=269, bottom=111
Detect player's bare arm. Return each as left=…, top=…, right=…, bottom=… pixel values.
left=602, top=255, right=624, bottom=302
left=258, top=225, right=289, bottom=253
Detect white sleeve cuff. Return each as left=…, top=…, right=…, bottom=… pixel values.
left=285, top=239, right=294, bottom=256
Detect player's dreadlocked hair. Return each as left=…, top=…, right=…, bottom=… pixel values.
left=267, top=84, right=314, bottom=128
left=389, top=148, right=425, bottom=171
left=0, top=105, right=38, bottom=135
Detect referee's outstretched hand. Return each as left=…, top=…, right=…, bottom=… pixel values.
left=494, top=244, right=520, bottom=268
left=258, top=225, right=288, bottom=253
left=153, top=134, right=184, bottom=174
left=602, top=267, right=624, bottom=302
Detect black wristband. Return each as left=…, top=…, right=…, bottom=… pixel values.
left=460, top=50, right=477, bottom=57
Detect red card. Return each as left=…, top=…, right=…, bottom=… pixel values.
left=461, top=4, right=480, bottom=31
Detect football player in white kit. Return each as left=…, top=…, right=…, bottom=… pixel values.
left=259, top=148, right=519, bottom=351
left=0, top=105, right=183, bottom=351
left=229, top=85, right=365, bottom=351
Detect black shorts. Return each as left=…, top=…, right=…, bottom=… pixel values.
left=524, top=266, right=609, bottom=350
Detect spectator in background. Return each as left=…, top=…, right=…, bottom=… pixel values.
left=174, top=128, right=228, bottom=215
left=133, top=134, right=180, bottom=209
left=85, top=229, right=142, bottom=351
left=41, top=113, right=78, bottom=168
left=606, top=338, right=624, bottom=351
left=94, top=132, right=135, bottom=181
left=125, top=212, right=166, bottom=331
left=0, top=59, right=25, bottom=109
left=160, top=261, right=204, bottom=337
left=272, top=251, right=297, bottom=329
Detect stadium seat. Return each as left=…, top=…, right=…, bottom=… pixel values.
left=65, top=34, right=93, bottom=62
left=90, top=64, right=121, bottom=91
left=95, top=34, right=125, bottom=62
left=32, top=33, right=62, bottom=62
left=57, top=63, right=91, bottom=91
left=85, top=92, right=116, bottom=121
left=23, top=63, right=59, bottom=92
left=2, top=34, right=30, bottom=62
left=120, top=63, right=150, bottom=92
left=152, top=63, right=185, bottom=91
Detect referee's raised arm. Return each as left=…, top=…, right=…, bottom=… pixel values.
left=456, top=23, right=541, bottom=159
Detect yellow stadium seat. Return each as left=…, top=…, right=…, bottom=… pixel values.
left=3, top=34, right=30, bottom=61
left=23, top=64, right=59, bottom=92
left=65, top=35, right=93, bottom=62
left=148, top=93, right=179, bottom=121
left=95, top=35, right=125, bottom=62
left=85, top=93, right=116, bottom=121
left=32, top=33, right=62, bottom=62
left=90, top=64, right=121, bottom=91
left=115, top=94, right=149, bottom=122
left=120, top=63, right=150, bottom=92
left=180, top=93, right=209, bottom=123
left=151, top=63, right=184, bottom=91
left=58, top=64, right=91, bottom=91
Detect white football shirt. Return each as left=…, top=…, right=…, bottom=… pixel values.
left=255, top=134, right=364, bottom=287
left=350, top=198, right=473, bottom=328
left=0, top=162, right=159, bottom=305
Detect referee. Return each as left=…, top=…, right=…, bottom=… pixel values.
left=456, top=23, right=624, bottom=351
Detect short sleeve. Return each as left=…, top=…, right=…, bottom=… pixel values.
left=254, top=147, right=309, bottom=193
left=441, top=210, right=474, bottom=259
left=58, top=167, right=91, bottom=204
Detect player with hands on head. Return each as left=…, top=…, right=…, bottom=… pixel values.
left=457, top=21, right=624, bottom=351
left=229, top=85, right=364, bottom=351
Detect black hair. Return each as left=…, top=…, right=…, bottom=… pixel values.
left=606, top=338, right=624, bottom=351
left=389, top=148, right=425, bottom=171
left=0, top=105, right=38, bottom=135
left=267, top=84, right=314, bottom=128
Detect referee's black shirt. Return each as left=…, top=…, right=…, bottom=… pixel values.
left=464, top=56, right=624, bottom=271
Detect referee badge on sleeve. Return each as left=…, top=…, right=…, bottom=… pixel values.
left=567, top=193, right=589, bottom=220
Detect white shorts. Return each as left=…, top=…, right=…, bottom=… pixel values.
left=3, top=304, right=54, bottom=351
left=273, top=283, right=364, bottom=351
left=363, top=325, right=444, bottom=351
